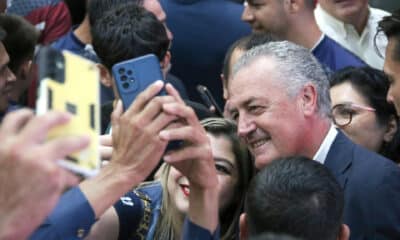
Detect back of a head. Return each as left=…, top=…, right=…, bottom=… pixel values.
left=222, top=33, right=277, bottom=81
left=0, top=13, right=39, bottom=72
left=91, top=2, right=169, bottom=70
left=377, top=9, right=400, bottom=61
left=249, top=233, right=302, bottom=240
left=245, top=156, right=344, bottom=240
left=232, top=41, right=330, bottom=117
left=88, top=0, right=143, bottom=26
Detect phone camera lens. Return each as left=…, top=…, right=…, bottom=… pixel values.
left=121, top=75, right=127, bottom=81
left=127, top=70, right=133, bottom=75
left=122, top=82, right=130, bottom=89
left=118, top=68, right=125, bottom=74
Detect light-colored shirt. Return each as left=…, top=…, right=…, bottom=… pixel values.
left=313, top=125, right=338, bottom=164
left=314, top=4, right=389, bottom=69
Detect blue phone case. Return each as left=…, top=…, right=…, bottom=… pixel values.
left=112, top=54, right=165, bottom=110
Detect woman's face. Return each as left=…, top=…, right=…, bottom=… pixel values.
left=167, top=133, right=239, bottom=214
left=330, top=82, right=388, bottom=152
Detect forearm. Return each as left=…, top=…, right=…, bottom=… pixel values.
left=188, top=186, right=219, bottom=234
left=79, top=163, right=143, bottom=219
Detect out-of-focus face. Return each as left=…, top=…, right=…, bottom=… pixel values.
left=7, top=60, right=33, bottom=102
left=167, top=134, right=239, bottom=214
left=242, top=0, right=288, bottom=35
left=318, top=0, right=369, bottom=24
left=0, top=42, right=16, bottom=112
left=385, top=38, right=400, bottom=117
left=330, top=82, right=388, bottom=152
left=227, top=57, right=307, bottom=169
left=143, top=0, right=173, bottom=41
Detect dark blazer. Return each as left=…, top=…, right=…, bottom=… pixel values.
left=325, top=131, right=400, bottom=240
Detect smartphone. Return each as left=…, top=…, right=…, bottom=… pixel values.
left=112, top=54, right=165, bottom=110
left=112, top=54, right=182, bottom=151
left=36, top=46, right=101, bottom=177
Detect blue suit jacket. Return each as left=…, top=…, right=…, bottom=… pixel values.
left=325, top=131, right=400, bottom=240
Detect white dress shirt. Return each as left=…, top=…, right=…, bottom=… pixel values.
left=314, top=4, right=389, bottom=69
left=313, top=125, right=338, bottom=165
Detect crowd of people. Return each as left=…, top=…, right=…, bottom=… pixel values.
left=1, top=0, right=400, bottom=240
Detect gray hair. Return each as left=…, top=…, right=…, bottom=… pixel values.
left=232, top=41, right=331, bottom=118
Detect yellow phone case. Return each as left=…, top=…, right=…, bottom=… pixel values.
left=36, top=48, right=100, bottom=177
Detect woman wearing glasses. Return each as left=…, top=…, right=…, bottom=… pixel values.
left=330, top=66, right=400, bottom=163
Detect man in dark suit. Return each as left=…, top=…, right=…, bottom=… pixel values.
left=226, top=40, right=400, bottom=239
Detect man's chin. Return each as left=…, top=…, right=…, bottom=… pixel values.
left=254, top=155, right=276, bottom=170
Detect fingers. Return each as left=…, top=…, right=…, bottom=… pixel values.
left=59, top=169, right=80, bottom=188
left=125, top=80, right=165, bottom=116
left=162, top=102, right=199, bottom=127
left=160, top=125, right=198, bottom=143
left=165, top=83, right=184, bottom=104
left=21, top=111, right=72, bottom=143
left=111, top=100, right=123, bottom=135
left=100, top=134, right=112, bottom=147
left=100, top=135, right=113, bottom=161
left=41, top=135, right=90, bottom=161
left=147, top=111, right=180, bottom=136
left=0, top=109, right=34, bottom=136
left=100, top=145, right=113, bottom=161
left=137, top=95, right=177, bottom=122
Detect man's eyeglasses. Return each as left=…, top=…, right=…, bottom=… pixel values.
left=331, top=103, right=376, bottom=127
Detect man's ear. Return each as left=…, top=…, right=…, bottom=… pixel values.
left=97, top=63, right=113, bottom=88
left=221, top=73, right=229, bottom=100
left=160, top=51, right=171, bottom=70
left=284, top=0, right=301, bottom=13
left=239, top=213, right=249, bottom=240
left=383, top=115, right=398, bottom=143
left=299, top=83, right=318, bottom=117
left=337, top=224, right=350, bottom=240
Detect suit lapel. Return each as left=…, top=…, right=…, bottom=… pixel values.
left=324, top=131, right=353, bottom=189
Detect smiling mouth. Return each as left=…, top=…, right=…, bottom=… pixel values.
left=179, top=184, right=190, bottom=197
left=250, top=137, right=270, bottom=150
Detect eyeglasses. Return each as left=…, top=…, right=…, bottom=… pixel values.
left=331, top=103, right=376, bottom=127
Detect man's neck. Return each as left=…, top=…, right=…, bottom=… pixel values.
left=348, top=7, right=369, bottom=35
left=286, top=13, right=323, bottom=50
left=73, top=16, right=92, bottom=44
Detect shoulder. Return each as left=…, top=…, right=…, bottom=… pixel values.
left=369, top=6, right=390, bottom=19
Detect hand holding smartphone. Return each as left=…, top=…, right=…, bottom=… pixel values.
left=112, top=54, right=183, bottom=151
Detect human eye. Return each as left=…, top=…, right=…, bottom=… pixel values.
left=248, top=105, right=264, bottom=115
left=229, top=110, right=239, bottom=122
left=337, top=106, right=355, bottom=116
left=215, top=163, right=231, bottom=175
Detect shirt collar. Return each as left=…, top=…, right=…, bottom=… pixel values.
left=310, top=33, right=325, bottom=52
left=313, top=124, right=338, bottom=164
left=316, top=4, right=347, bottom=36
left=316, top=4, right=373, bottom=38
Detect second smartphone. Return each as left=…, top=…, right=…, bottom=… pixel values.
left=112, top=54, right=165, bottom=110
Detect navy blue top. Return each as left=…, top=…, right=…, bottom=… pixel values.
left=30, top=184, right=218, bottom=240
left=312, top=35, right=366, bottom=72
